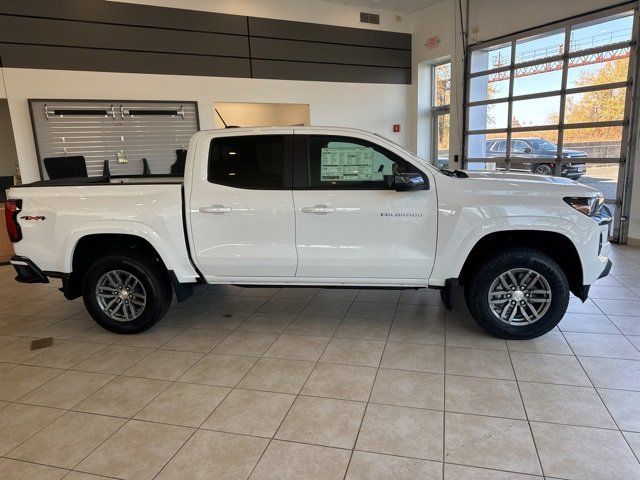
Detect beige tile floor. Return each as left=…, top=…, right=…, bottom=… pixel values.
left=0, top=245, right=639, bottom=479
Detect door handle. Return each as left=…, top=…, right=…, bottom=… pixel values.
left=199, top=205, right=232, bottom=214
left=301, top=205, right=335, bottom=214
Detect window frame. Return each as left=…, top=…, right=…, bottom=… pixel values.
left=207, top=134, right=293, bottom=190
left=431, top=60, right=452, bottom=167
left=293, top=134, right=426, bottom=190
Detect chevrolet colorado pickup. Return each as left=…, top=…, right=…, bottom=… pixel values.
left=5, top=127, right=612, bottom=339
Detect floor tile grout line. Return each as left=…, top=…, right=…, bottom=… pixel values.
left=558, top=326, right=640, bottom=467
left=0, top=439, right=594, bottom=480
left=2, top=257, right=640, bottom=476
left=442, top=304, right=448, bottom=478
left=11, top=437, right=575, bottom=480
left=8, top=387, right=632, bottom=434
left=66, top=294, right=256, bottom=479
left=506, top=336, right=546, bottom=477
left=5, top=306, right=198, bottom=475
left=341, top=296, right=402, bottom=480
left=243, top=288, right=354, bottom=480
left=149, top=288, right=298, bottom=479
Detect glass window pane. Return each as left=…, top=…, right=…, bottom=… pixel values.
left=434, top=62, right=451, bottom=106
left=469, top=73, right=510, bottom=102
left=562, top=126, right=623, bottom=158
left=466, top=133, right=492, bottom=159
left=435, top=113, right=450, bottom=169
left=515, top=29, right=565, bottom=64
left=513, top=64, right=563, bottom=96
left=470, top=42, right=511, bottom=73
left=565, top=87, right=626, bottom=124
left=307, top=135, right=419, bottom=189
left=508, top=160, right=555, bottom=175
left=512, top=95, right=561, bottom=127
left=511, top=131, right=560, bottom=157
left=209, top=135, right=283, bottom=189
left=570, top=12, right=634, bottom=52
left=567, top=54, right=629, bottom=88
left=468, top=101, right=509, bottom=131
left=576, top=163, right=619, bottom=202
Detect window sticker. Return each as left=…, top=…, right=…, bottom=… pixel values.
left=320, top=147, right=384, bottom=182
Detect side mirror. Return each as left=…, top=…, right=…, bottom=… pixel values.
left=384, top=172, right=428, bottom=192
left=523, top=147, right=533, bottom=154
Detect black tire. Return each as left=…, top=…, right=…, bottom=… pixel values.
left=464, top=248, right=569, bottom=339
left=82, top=252, right=172, bottom=334
left=534, top=164, right=554, bottom=176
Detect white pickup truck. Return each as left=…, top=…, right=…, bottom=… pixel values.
left=5, top=127, right=612, bottom=339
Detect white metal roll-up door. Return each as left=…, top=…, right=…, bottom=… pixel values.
left=30, top=100, right=199, bottom=179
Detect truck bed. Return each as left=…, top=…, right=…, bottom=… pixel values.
left=20, top=175, right=183, bottom=188
left=6, top=180, right=198, bottom=283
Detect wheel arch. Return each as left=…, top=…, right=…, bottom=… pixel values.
left=64, top=233, right=189, bottom=301
left=458, top=230, right=584, bottom=300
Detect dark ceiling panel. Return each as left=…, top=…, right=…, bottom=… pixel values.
left=0, top=0, right=247, bottom=35
left=0, top=0, right=411, bottom=84
left=251, top=37, right=410, bottom=68
left=0, top=44, right=252, bottom=78
left=248, top=17, right=411, bottom=50
left=0, top=15, right=250, bottom=58
left=252, top=59, right=410, bottom=84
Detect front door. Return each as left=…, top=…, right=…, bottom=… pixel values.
left=189, top=131, right=297, bottom=280
left=293, top=133, right=437, bottom=281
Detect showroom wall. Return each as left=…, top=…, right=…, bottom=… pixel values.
left=2, top=69, right=411, bottom=183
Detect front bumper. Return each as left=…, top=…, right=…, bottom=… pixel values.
left=10, top=256, right=49, bottom=284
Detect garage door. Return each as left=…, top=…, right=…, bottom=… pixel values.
left=463, top=5, right=638, bottom=242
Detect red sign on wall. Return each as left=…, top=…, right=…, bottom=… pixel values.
left=426, top=36, right=440, bottom=49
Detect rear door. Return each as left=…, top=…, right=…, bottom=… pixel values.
left=189, top=130, right=297, bottom=279
left=292, top=132, right=437, bottom=281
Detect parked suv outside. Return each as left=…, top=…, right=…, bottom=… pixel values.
left=487, top=138, right=587, bottom=179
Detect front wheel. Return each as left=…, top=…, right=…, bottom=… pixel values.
left=533, top=164, right=555, bottom=176
left=83, top=252, right=172, bottom=334
left=464, top=248, right=569, bottom=339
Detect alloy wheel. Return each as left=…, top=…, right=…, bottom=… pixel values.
left=487, top=268, right=552, bottom=326
left=95, top=269, right=147, bottom=322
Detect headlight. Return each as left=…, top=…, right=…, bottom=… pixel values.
left=563, top=195, right=604, bottom=216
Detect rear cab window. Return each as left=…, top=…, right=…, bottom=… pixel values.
left=208, top=135, right=285, bottom=189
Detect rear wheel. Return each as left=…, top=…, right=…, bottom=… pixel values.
left=83, top=252, right=172, bottom=334
left=464, top=248, right=569, bottom=339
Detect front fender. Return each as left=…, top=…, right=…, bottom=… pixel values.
left=430, top=215, right=596, bottom=285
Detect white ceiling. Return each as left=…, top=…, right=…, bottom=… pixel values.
left=322, top=0, right=443, bottom=14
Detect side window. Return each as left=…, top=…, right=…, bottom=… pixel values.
left=511, top=140, right=528, bottom=152
left=208, top=135, right=283, bottom=189
left=307, top=135, right=419, bottom=189
left=494, top=140, right=507, bottom=153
